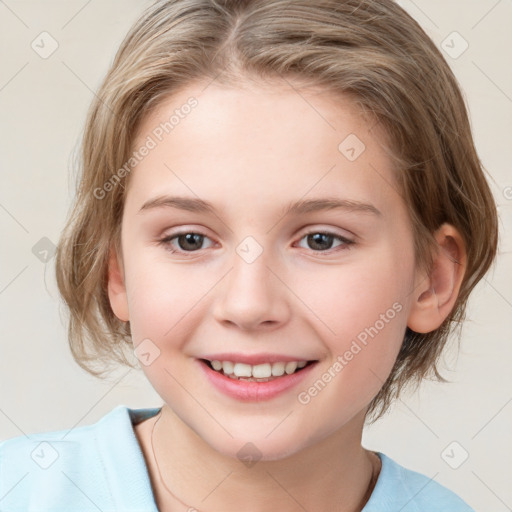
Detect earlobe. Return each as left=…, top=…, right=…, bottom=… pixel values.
left=407, top=223, right=467, bottom=333
left=107, top=247, right=130, bottom=322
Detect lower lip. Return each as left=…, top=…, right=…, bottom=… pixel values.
left=197, top=359, right=318, bottom=402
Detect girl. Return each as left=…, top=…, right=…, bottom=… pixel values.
left=0, top=0, right=498, bottom=510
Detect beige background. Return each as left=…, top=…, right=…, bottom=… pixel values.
left=0, top=1, right=511, bottom=510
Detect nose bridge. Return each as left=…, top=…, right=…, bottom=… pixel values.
left=213, top=236, right=289, bottom=330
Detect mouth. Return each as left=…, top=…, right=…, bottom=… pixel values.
left=197, top=357, right=320, bottom=401
left=199, top=358, right=317, bottom=382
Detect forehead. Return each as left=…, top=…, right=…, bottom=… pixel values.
left=127, top=80, right=401, bottom=219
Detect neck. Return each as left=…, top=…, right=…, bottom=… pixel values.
left=137, top=405, right=380, bottom=512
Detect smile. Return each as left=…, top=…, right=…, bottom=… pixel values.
left=204, top=359, right=312, bottom=381
left=197, top=358, right=319, bottom=401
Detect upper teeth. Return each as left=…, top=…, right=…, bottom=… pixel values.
left=210, top=360, right=308, bottom=378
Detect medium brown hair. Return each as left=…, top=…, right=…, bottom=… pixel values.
left=55, top=0, right=499, bottom=423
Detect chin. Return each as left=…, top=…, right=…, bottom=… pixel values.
left=206, top=433, right=310, bottom=464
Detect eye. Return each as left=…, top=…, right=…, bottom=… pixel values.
left=295, top=230, right=354, bottom=253
left=158, top=229, right=354, bottom=256
left=158, top=231, right=214, bottom=254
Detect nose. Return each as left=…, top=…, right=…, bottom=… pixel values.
left=212, top=247, right=291, bottom=331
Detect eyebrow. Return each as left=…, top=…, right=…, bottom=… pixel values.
left=138, top=195, right=382, bottom=217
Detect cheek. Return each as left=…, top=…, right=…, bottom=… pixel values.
left=124, top=261, right=205, bottom=393
left=291, top=261, right=411, bottom=421
left=123, top=254, right=215, bottom=345
left=293, top=244, right=414, bottom=374
left=300, top=247, right=412, bottom=329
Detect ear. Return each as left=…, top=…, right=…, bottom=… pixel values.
left=407, top=223, right=467, bottom=333
left=107, top=247, right=130, bottom=322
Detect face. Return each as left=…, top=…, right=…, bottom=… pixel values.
left=109, top=79, right=421, bottom=460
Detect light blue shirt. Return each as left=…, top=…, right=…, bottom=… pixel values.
left=0, top=405, right=475, bottom=511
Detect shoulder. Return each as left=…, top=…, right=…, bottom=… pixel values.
left=0, top=405, right=161, bottom=512
left=363, top=452, right=475, bottom=512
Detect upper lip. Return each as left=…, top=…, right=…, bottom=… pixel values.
left=199, top=353, right=318, bottom=365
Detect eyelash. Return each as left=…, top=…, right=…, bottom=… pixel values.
left=157, top=229, right=355, bottom=256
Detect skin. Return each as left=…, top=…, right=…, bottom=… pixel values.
left=107, top=78, right=467, bottom=512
